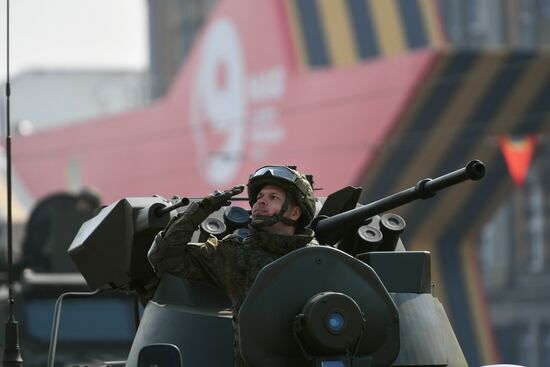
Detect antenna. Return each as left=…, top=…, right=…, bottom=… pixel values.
left=2, top=0, right=24, bottom=365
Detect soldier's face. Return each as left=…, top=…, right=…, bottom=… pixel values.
left=252, top=185, right=302, bottom=234
left=252, top=185, right=301, bottom=219
left=252, top=185, right=287, bottom=218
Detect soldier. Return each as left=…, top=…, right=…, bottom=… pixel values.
left=147, top=165, right=318, bottom=366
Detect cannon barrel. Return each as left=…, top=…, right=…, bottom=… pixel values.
left=312, top=160, right=485, bottom=244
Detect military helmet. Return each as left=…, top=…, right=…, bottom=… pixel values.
left=248, top=165, right=316, bottom=227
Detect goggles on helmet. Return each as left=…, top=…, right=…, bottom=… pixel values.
left=251, top=166, right=299, bottom=183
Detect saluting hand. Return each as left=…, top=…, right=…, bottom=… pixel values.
left=200, top=185, right=245, bottom=212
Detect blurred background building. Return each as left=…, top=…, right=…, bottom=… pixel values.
left=7, top=70, right=149, bottom=134
left=147, top=1, right=550, bottom=365
left=148, top=0, right=218, bottom=99
left=440, top=1, right=550, bottom=365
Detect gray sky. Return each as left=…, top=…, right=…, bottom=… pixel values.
left=0, top=0, right=149, bottom=82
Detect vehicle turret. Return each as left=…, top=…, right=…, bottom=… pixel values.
left=56, top=161, right=485, bottom=366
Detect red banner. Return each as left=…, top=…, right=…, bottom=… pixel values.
left=11, top=0, right=437, bottom=203
left=499, top=135, right=537, bottom=187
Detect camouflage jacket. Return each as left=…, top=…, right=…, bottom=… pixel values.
left=147, top=201, right=318, bottom=366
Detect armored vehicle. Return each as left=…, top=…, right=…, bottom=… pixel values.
left=49, top=160, right=485, bottom=367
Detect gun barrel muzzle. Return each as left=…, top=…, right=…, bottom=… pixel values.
left=466, top=159, right=485, bottom=181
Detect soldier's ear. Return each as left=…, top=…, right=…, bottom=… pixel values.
left=288, top=205, right=301, bottom=221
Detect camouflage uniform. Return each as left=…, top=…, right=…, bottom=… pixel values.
left=148, top=199, right=318, bottom=366
left=149, top=165, right=318, bottom=366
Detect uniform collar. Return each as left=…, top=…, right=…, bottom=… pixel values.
left=249, top=226, right=316, bottom=255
